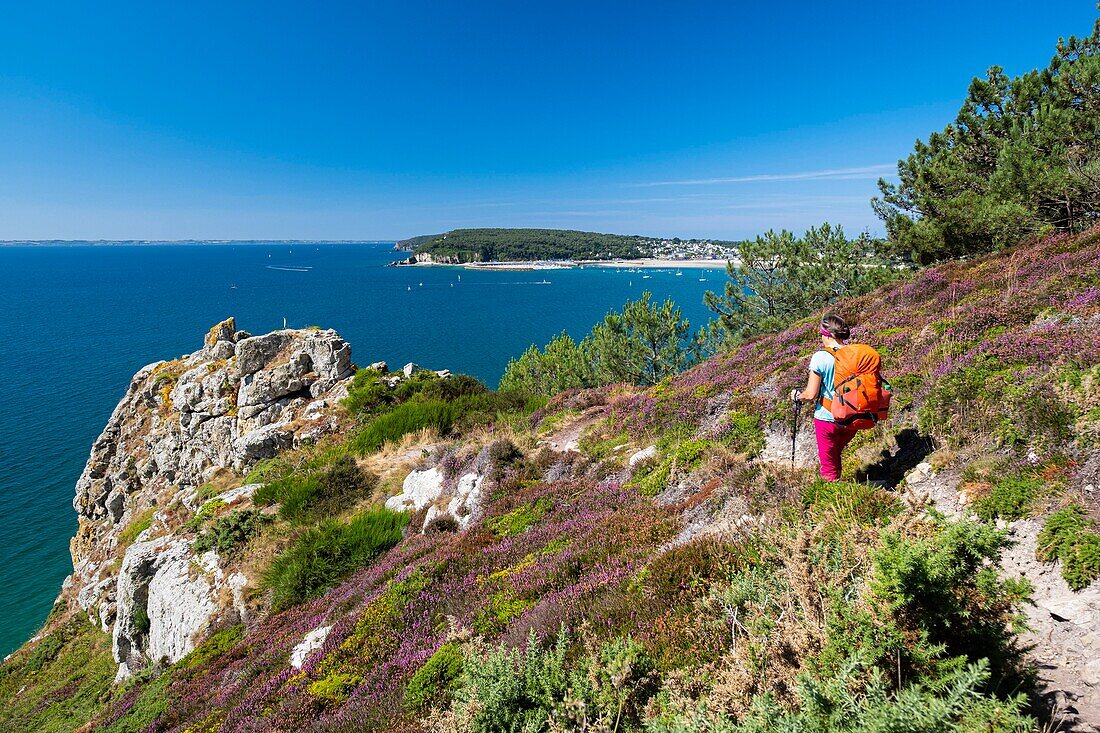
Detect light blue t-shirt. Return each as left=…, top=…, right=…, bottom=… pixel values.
left=809, top=350, right=836, bottom=422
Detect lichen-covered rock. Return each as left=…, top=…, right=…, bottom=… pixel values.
left=64, top=320, right=357, bottom=656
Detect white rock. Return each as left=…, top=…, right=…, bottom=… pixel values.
left=113, top=537, right=219, bottom=677
left=386, top=468, right=445, bottom=512
left=628, top=446, right=658, bottom=467
left=290, top=625, right=332, bottom=669
left=214, top=483, right=262, bottom=505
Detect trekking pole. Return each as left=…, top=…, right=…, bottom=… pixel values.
left=791, top=396, right=802, bottom=467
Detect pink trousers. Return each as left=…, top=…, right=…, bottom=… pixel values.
left=814, top=419, right=858, bottom=481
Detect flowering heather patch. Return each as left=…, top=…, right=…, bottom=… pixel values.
left=611, top=226, right=1100, bottom=447
left=106, top=471, right=676, bottom=732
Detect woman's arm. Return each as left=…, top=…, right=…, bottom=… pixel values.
left=790, top=371, right=823, bottom=403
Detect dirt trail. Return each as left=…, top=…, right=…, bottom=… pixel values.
left=904, top=469, right=1100, bottom=732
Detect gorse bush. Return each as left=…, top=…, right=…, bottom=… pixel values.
left=438, top=628, right=570, bottom=732
left=263, top=507, right=408, bottom=611
left=646, top=658, right=1032, bottom=733
left=869, top=519, right=1032, bottom=686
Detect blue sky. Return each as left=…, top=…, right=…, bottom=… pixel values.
left=0, top=1, right=1095, bottom=240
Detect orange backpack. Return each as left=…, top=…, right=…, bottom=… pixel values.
left=822, top=344, right=891, bottom=430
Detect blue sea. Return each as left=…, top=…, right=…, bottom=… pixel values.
left=0, top=242, right=723, bottom=657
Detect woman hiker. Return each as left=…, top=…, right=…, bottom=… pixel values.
left=790, top=313, right=860, bottom=482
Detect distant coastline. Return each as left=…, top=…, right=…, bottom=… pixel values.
left=0, top=240, right=395, bottom=247
left=394, top=257, right=733, bottom=271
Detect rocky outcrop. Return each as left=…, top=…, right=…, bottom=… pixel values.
left=112, top=537, right=245, bottom=680
left=63, top=319, right=356, bottom=674
left=385, top=467, right=485, bottom=530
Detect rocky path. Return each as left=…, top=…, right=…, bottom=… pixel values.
left=905, top=467, right=1100, bottom=732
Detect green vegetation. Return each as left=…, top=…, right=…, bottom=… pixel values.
left=193, top=509, right=271, bottom=555
left=0, top=616, right=115, bottom=733
left=262, top=507, right=409, bottom=610
left=647, top=660, right=1031, bottom=732
left=1037, top=505, right=1100, bottom=590
left=350, top=400, right=459, bottom=454
left=100, top=671, right=172, bottom=733
left=254, top=454, right=377, bottom=522
left=409, top=228, right=736, bottom=262
left=343, top=368, right=538, bottom=451
left=185, top=497, right=227, bottom=531
left=404, top=642, right=464, bottom=712
left=117, top=507, right=155, bottom=549
left=501, top=292, right=697, bottom=395
left=873, top=18, right=1100, bottom=262
left=971, top=472, right=1046, bottom=521
left=704, top=223, right=898, bottom=343
left=486, top=497, right=552, bottom=536
left=176, top=624, right=244, bottom=671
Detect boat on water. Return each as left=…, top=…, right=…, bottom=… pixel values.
left=676, top=270, right=683, bottom=276
left=266, top=265, right=312, bottom=272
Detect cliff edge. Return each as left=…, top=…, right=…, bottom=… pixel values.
left=63, top=318, right=355, bottom=676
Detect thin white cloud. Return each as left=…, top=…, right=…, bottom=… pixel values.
left=635, top=164, right=897, bottom=187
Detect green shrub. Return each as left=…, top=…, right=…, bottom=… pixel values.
left=405, top=642, right=464, bottom=712
left=193, top=510, right=270, bottom=555
left=566, top=636, right=656, bottom=729
left=445, top=628, right=570, bottom=732
left=646, top=658, right=1032, bottom=732
left=263, top=507, right=409, bottom=611
left=485, top=497, right=551, bottom=537
left=342, top=366, right=396, bottom=417
left=972, top=473, right=1045, bottom=521
left=350, top=400, right=458, bottom=455
left=185, top=498, right=227, bottom=531
left=254, top=454, right=377, bottom=522
left=1037, top=505, right=1100, bottom=590
left=870, top=519, right=1032, bottom=683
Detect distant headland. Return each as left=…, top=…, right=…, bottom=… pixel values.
left=392, top=227, right=738, bottom=268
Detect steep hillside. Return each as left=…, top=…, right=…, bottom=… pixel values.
left=1, top=227, right=1098, bottom=733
